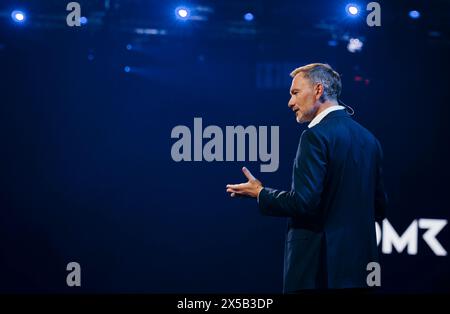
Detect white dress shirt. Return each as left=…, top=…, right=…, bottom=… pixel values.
left=308, top=105, right=345, bottom=128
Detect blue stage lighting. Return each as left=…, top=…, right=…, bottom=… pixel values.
left=175, top=7, right=189, bottom=20
left=126, top=44, right=132, bottom=50
left=409, top=10, right=420, bottom=19
left=80, top=16, right=88, bottom=25
left=347, top=38, right=363, bottom=53
left=244, top=13, right=254, bottom=22
left=124, top=66, right=131, bottom=73
left=328, top=40, right=338, bottom=47
left=11, top=10, right=26, bottom=23
left=345, top=4, right=359, bottom=16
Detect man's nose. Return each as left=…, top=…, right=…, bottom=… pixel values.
left=288, top=99, right=295, bottom=109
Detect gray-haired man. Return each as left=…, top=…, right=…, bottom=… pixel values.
left=227, top=63, right=387, bottom=292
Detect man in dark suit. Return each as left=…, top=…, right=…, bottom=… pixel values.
left=226, top=63, right=387, bottom=293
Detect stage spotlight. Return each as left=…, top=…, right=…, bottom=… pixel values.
left=347, top=38, right=363, bottom=53
left=126, top=44, right=132, bottom=50
left=124, top=66, right=131, bottom=73
left=244, top=13, right=254, bottom=22
left=11, top=10, right=26, bottom=23
left=409, top=10, right=420, bottom=19
left=345, top=4, right=359, bottom=16
left=80, top=17, right=88, bottom=25
left=175, top=7, right=189, bottom=20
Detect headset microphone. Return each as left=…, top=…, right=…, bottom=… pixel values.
left=338, top=99, right=355, bottom=116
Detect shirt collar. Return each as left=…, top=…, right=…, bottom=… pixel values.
left=308, top=105, right=345, bottom=128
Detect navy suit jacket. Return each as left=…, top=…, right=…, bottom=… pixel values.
left=258, top=109, right=387, bottom=292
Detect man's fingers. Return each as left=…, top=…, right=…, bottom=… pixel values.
left=242, top=167, right=255, bottom=181
left=226, top=186, right=239, bottom=192
left=226, top=183, right=247, bottom=190
left=227, top=187, right=245, bottom=194
left=230, top=192, right=246, bottom=198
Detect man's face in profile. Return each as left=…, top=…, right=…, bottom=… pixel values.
left=288, top=74, right=320, bottom=123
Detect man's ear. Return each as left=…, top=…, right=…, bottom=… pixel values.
left=315, top=83, right=324, bottom=101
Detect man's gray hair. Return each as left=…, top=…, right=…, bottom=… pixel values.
left=290, top=63, right=342, bottom=102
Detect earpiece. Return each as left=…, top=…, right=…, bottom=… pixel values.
left=338, top=99, right=355, bottom=116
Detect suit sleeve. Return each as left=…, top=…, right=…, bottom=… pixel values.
left=374, top=139, right=388, bottom=222
left=257, top=129, right=327, bottom=218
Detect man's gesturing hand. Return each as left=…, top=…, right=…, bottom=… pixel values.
left=226, top=167, right=264, bottom=198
